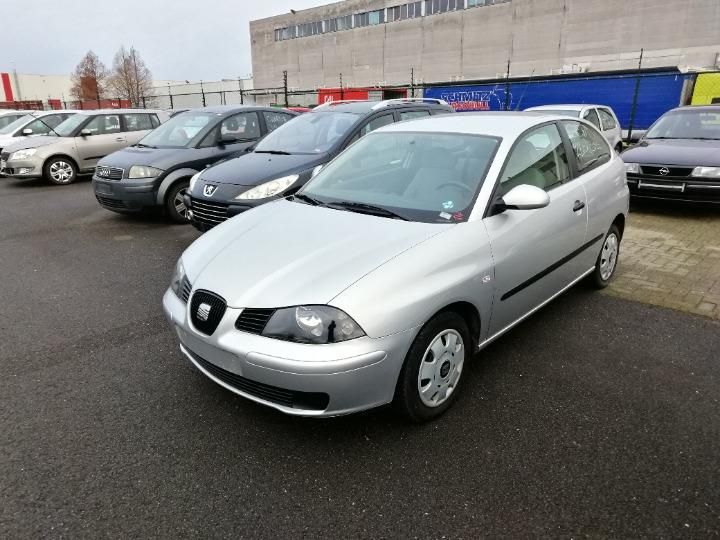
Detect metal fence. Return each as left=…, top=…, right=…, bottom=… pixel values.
left=147, top=88, right=319, bottom=110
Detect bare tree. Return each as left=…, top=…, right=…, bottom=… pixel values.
left=70, top=51, right=108, bottom=102
left=108, top=46, right=154, bottom=107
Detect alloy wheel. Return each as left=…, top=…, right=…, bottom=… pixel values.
left=174, top=187, right=188, bottom=219
left=49, top=161, right=74, bottom=183
left=600, top=233, right=619, bottom=281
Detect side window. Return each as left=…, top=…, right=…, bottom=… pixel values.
left=562, top=120, right=611, bottom=172
left=597, top=108, right=617, bottom=131
left=499, top=124, right=570, bottom=196
left=359, top=113, right=394, bottom=137
left=122, top=113, right=153, bottom=132
left=23, top=115, right=63, bottom=135
left=582, top=108, right=601, bottom=130
left=263, top=111, right=294, bottom=133
left=149, top=114, right=161, bottom=128
left=84, top=114, right=122, bottom=135
left=400, top=110, right=431, bottom=121
left=199, top=112, right=260, bottom=147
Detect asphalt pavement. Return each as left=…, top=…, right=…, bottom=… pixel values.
left=1, top=177, right=719, bottom=538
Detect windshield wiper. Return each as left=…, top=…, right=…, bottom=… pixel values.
left=326, top=201, right=409, bottom=221
left=289, top=193, right=324, bottom=206
left=255, top=149, right=292, bottom=155
left=135, top=143, right=158, bottom=148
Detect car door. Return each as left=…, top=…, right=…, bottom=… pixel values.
left=483, top=122, right=589, bottom=336
left=560, top=119, right=618, bottom=262
left=75, top=113, right=126, bottom=169
left=596, top=107, right=622, bottom=150
left=121, top=113, right=156, bottom=145
left=196, top=111, right=263, bottom=166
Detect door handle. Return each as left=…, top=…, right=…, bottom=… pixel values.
left=115, top=137, right=125, bottom=142
left=573, top=200, right=586, bottom=212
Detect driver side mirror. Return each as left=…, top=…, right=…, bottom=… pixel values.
left=80, top=129, right=92, bottom=137
left=22, top=128, right=33, bottom=136
left=495, top=184, right=550, bottom=212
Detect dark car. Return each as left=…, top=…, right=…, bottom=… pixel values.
left=92, top=105, right=298, bottom=221
left=621, top=105, right=720, bottom=204
left=186, top=98, right=454, bottom=230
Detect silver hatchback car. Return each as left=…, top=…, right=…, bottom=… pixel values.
left=163, top=112, right=629, bottom=421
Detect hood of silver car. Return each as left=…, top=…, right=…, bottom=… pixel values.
left=184, top=199, right=453, bottom=308
left=0, top=135, right=65, bottom=153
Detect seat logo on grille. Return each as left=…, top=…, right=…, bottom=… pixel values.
left=197, top=303, right=212, bottom=322
left=203, top=185, right=217, bottom=197
left=659, top=167, right=670, bottom=176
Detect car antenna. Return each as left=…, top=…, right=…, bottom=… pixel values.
left=514, top=69, right=535, bottom=112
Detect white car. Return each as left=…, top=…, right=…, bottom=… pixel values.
left=0, top=110, right=27, bottom=130
left=0, top=110, right=79, bottom=155
left=526, top=104, right=623, bottom=153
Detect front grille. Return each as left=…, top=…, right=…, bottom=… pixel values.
left=190, top=290, right=227, bottom=336
left=235, top=308, right=276, bottom=334
left=95, top=166, right=124, bottom=180
left=190, top=198, right=229, bottom=228
left=191, top=350, right=329, bottom=411
left=640, top=165, right=693, bottom=178
left=180, top=276, right=192, bottom=303
left=96, top=195, right=127, bottom=209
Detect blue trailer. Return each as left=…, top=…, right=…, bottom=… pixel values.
left=423, top=69, right=692, bottom=133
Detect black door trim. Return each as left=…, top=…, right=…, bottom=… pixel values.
left=501, top=233, right=603, bottom=301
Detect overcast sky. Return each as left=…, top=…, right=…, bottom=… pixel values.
left=3, top=0, right=329, bottom=81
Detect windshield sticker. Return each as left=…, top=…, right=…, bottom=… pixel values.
left=439, top=212, right=452, bottom=220
left=442, top=200, right=455, bottom=210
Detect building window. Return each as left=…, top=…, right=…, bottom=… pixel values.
left=388, top=2, right=421, bottom=21
left=354, top=12, right=369, bottom=27
left=425, top=0, right=461, bottom=14
left=369, top=9, right=384, bottom=25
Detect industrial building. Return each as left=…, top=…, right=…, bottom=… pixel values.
left=250, top=0, right=720, bottom=90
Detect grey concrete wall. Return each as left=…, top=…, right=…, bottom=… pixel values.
left=250, top=0, right=720, bottom=89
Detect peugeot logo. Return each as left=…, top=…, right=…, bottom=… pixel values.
left=659, top=167, right=670, bottom=176
left=203, top=185, right=217, bottom=197
left=197, top=303, right=212, bottom=322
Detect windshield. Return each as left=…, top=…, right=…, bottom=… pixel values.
left=137, top=112, right=216, bottom=148
left=54, top=114, right=90, bottom=137
left=300, top=132, right=500, bottom=223
left=531, top=109, right=581, bottom=118
left=645, top=109, right=720, bottom=140
left=255, top=111, right=360, bottom=154
left=0, top=114, right=33, bottom=135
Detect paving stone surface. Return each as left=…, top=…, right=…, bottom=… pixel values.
left=607, top=202, right=720, bottom=319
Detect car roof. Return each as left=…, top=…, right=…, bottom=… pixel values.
left=526, top=104, right=609, bottom=111
left=72, top=108, right=165, bottom=115
left=180, top=105, right=296, bottom=115
left=378, top=111, right=571, bottom=139
left=312, top=99, right=452, bottom=114
left=670, top=105, right=720, bottom=112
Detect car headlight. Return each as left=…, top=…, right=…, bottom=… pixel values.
left=170, top=259, right=186, bottom=298
left=261, top=306, right=365, bottom=344
left=692, top=166, right=720, bottom=178
left=128, top=165, right=163, bottom=179
left=189, top=171, right=202, bottom=192
left=624, top=163, right=640, bottom=174
left=10, top=148, right=37, bottom=160
left=235, top=174, right=299, bottom=200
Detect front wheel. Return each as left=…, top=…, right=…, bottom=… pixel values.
left=165, top=180, right=190, bottom=223
left=590, top=224, right=621, bottom=289
left=394, top=312, right=470, bottom=422
left=44, top=157, right=77, bottom=185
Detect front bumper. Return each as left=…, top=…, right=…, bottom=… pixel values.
left=162, top=288, right=416, bottom=417
left=627, top=173, right=720, bottom=204
left=0, top=154, right=43, bottom=178
left=92, top=175, right=160, bottom=213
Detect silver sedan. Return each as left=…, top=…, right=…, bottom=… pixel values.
left=163, top=112, right=629, bottom=421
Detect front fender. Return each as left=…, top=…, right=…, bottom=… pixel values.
left=156, top=168, right=199, bottom=205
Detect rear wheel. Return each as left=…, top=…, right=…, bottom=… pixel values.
left=165, top=180, right=190, bottom=223
left=394, top=312, right=470, bottom=422
left=44, top=157, right=77, bottom=185
left=590, top=224, right=621, bottom=289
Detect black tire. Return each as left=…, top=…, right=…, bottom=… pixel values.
left=165, top=180, right=190, bottom=223
left=590, top=224, right=621, bottom=289
left=43, top=157, right=78, bottom=185
left=394, top=311, right=471, bottom=422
